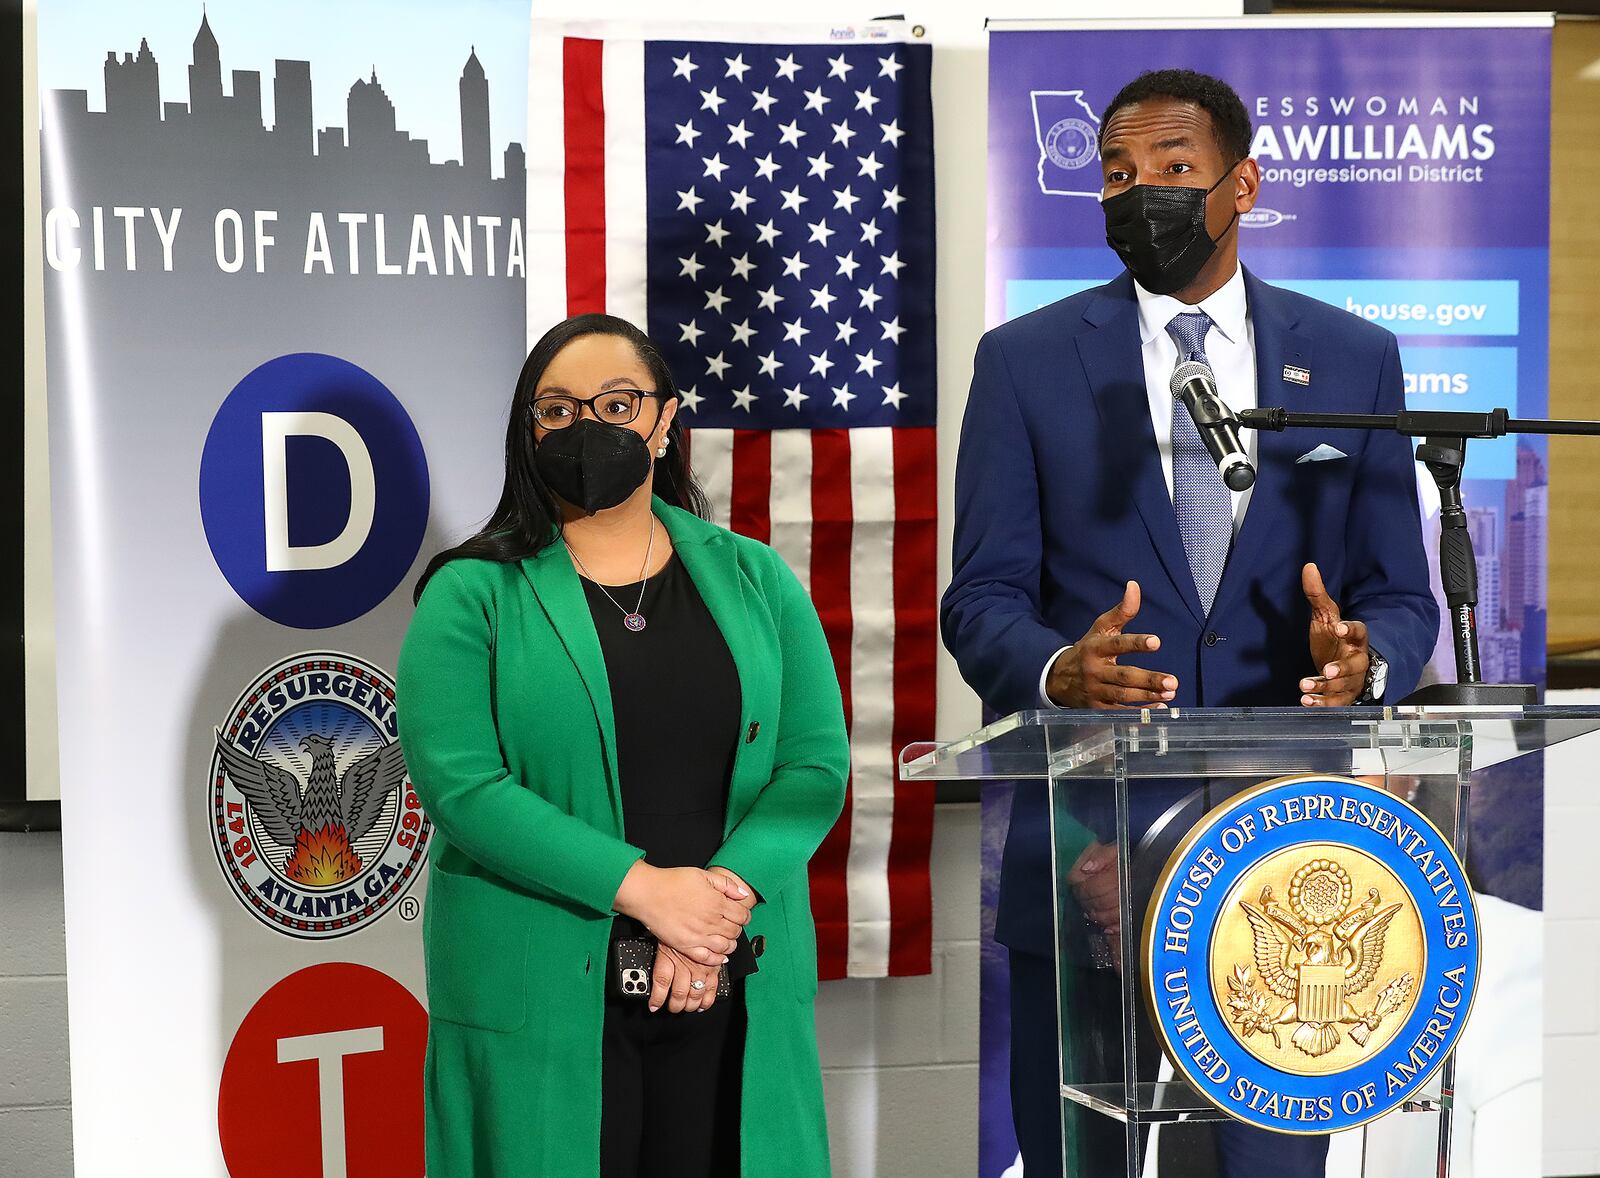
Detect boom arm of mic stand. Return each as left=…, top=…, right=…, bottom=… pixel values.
left=1234, top=405, right=1594, bottom=705
left=1239, top=406, right=1600, bottom=438
left=1238, top=407, right=1513, bottom=437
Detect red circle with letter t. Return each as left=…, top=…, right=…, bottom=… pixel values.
left=219, top=962, right=425, bottom=1176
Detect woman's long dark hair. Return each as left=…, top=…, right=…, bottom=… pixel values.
left=413, top=313, right=711, bottom=602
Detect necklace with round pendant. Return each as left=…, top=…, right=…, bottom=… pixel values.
left=566, top=516, right=656, bottom=634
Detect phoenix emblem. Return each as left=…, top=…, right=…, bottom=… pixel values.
left=214, top=730, right=408, bottom=886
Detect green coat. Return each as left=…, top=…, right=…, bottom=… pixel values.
left=395, top=498, right=850, bottom=1177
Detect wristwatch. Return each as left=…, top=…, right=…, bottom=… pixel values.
left=1359, top=647, right=1388, bottom=704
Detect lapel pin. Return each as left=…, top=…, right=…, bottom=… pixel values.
left=1283, top=364, right=1311, bottom=386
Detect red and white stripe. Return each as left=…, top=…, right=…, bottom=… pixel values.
left=692, top=427, right=938, bottom=978
left=526, top=22, right=936, bottom=979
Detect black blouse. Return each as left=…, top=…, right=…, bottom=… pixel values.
left=580, top=551, right=755, bottom=973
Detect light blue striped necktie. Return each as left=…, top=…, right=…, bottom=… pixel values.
left=1165, top=310, right=1232, bottom=616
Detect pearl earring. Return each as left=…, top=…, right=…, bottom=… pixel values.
left=657, top=446, right=667, bottom=458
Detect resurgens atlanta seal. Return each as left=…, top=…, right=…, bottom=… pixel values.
left=1142, top=774, right=1479, bottom=1134
left=210, top=652, right=430, bottom=939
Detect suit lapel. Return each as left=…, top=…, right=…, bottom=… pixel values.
left=1209, top=269, right=1314, bottom=620
left=516, top=539, right=623, bottom=828
left=517, top=501, right=772, bottom=832
left=1076, top=275, right=1205, bottom=624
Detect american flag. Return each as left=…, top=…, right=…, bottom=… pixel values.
left=527, top=22, right=938, bottom=978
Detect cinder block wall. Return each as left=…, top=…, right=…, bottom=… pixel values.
left=0, top=831, right=73, bottom=1176
left=0, top=812, right=983, bottom=1178
left=820, top=804, right=981, bottom=1178
left=7, top=761, right=1597, bottom=1178
left=1545, top=691, right=1600, bottom=1176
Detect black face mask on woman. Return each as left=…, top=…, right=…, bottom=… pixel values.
left=1101, top=158, right=1243, bottom=296
left=535, top=418, right=653, bottom=513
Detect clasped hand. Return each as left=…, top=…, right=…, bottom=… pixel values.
left=1067, top=841, right=1123, bottom=974
left=1044, top=564, right=1370, bottom=709
left=613, top=862, right=755, bottom=1013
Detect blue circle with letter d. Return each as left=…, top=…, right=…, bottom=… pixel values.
left=199, top=353, right=429, bottom=629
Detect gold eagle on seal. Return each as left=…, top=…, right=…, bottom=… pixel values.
left=1229, top=858, right=1415, bottom=1057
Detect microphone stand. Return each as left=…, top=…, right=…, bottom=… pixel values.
left=1240, top=406, right=1600, bottom=706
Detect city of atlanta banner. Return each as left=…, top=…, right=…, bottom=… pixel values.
left=38, top=2, right=527, bottom=1172
left=979, top=15, right=1551, bottom=1177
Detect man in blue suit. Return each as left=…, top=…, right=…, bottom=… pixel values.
left=941, top=70, right=1438, bottom=1176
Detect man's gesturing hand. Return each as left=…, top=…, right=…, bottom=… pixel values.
left=1301, top=562, right=1371, bottom=706
left=1045, top=581, right=1178, bottom=709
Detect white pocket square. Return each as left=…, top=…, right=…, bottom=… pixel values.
left=1296, top=444, right=1348, bottom=464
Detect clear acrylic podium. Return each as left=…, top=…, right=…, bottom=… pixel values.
left=900, top=705, right=1600, bottom=1177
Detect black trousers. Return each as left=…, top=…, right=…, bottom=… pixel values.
left=599, top=983, right=746, bottom=1178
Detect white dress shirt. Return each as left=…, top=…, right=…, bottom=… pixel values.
left=1134, top=262, right=1258, bottom=518
left=1038, top=264, right=1258, bottom=705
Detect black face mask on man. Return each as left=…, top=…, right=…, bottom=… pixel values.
left=535, top=418, right=654, bottom=513
left=1101, top=158, right=1244, bottom=296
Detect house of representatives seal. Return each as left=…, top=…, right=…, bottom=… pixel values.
left=1142, top=774, right=1479, bottom=1134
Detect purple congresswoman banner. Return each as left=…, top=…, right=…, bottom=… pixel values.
left=980, top=16, right=1551, bottom=1176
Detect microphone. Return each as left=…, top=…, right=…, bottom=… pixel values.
left=1169, top=360, right=1256, bottom=492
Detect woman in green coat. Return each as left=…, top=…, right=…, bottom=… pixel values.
left=397, top=313, right=850, bottom=1177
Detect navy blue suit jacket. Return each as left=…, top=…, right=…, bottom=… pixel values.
left=941, top=268, right=1439, bottom=956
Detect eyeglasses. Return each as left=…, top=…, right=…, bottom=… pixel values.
left=530, top=388, right=661, bottom=430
